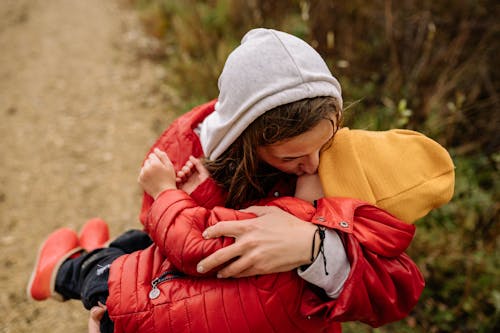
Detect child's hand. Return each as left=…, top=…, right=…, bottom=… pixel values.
left=138, top=148, right=176, bottom=199
left=177, top=156, right=209, bottom=195
left=88, top=302, right=106, bottom=333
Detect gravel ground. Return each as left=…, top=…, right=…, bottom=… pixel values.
left=0, top=1, right=175, bottom=331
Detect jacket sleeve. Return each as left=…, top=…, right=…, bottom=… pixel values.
left=300, top=197, right=425, bottom=327
left=139, top=100, right=217, bottom=226
left=144, top=189, right=255, bottom=276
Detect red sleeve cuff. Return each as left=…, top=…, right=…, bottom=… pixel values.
left=189, top=178, right=226, bottom=209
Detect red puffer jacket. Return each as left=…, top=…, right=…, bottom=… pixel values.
left=106, top=100, right=424, bottom=332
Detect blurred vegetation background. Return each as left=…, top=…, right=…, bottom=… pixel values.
left=131, top=0, right=498, bottom=331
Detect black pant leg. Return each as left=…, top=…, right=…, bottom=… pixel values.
left=55, top=229, right=152, bottom=305
left=55, top=247, right=124, bottom=308
left=107, top=229, right=153, bottom=253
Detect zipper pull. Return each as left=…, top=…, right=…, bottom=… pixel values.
left=149, top=277, right=161, bottom=300
left=148, top=270, right=183, bottom=300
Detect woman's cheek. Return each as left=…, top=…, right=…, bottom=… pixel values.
left=277, top=162, right=300, bottom=175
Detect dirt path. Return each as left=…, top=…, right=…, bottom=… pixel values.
left=0, top=1, right=174, bottom=331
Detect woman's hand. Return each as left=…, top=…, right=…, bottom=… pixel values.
left=197, top=206, right=317, bottom=278
left=138, top=148, right=176, bottom=199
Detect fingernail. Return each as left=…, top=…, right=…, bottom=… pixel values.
left=217, top=273, right=224, bottom=278
left=197, top=265, right=204, bottom=273
left=202, top=231, right=208, bottom=238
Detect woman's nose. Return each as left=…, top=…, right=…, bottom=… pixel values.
left=300, top=153, right=320, bottom=174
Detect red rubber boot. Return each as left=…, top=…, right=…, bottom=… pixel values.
left=27, top=228, right=81, bottom=301
left=78, top=218, right=110, bottom=252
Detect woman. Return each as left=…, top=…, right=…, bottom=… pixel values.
left=29, top=28, right=425, bottom=332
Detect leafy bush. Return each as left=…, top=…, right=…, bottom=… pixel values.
left=132, top=0, right=499, bottom=331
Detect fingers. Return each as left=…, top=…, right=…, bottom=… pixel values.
left=203, top=220, right=249, bottom=239
left=142, top=152, right=162, bottom=170
left=199, top=220, right=261, bottom=276
left=198, top=221, right=250, bottom=274
left=143, top=148, right=172, bottom=171
left=148, top=152, right=161, bottom=164
left=88, top=304, right=106, bottom=333
left=197, top=244, right=284, bottom=278
left=197, top=244, right=242, bottom=275
left=213, top=254, right=254, bottom=278
left=153, top=148, right=172, bottom=166
left=176, top=162, right=194, bottom=179
left=139, top=153, right=161, bottom=179
left=189, top=155, right=209, bottom=178
left=90, top=304, right=106, bottom=321
left=148, top=152, right=203, bottom=182
left=176, top=156, right=197, bottom=183
left=142, top=149, right=174, bottom=174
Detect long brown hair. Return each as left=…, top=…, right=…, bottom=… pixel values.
left=204, top=96, right=342, bottom=208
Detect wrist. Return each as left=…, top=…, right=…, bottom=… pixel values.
left=297, top=223, right=321, bottom=266
left=301, top=225, right=329, bottom=276
left=153, top=186, right=176, bottom=200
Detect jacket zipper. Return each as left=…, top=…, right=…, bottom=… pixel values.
left=149, top=270, right=184, bottom=300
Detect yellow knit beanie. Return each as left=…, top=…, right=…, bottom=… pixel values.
left=318, top=128, right=455, bottom=223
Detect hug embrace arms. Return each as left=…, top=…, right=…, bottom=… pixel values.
left=28, top=28, right=455, bottom=333
left=142, top=187, right=422, bottom=326
left=106, top=99, right=435, bottom=332
left=107, top=29, right=454, bottom=332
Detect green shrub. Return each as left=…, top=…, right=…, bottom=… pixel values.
left=405, top=152, right=499, bottom=332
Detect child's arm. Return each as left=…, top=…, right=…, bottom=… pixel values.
left=147, top=197, right=257, bottom=277
left=138, top=149, right=252, bottom=276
